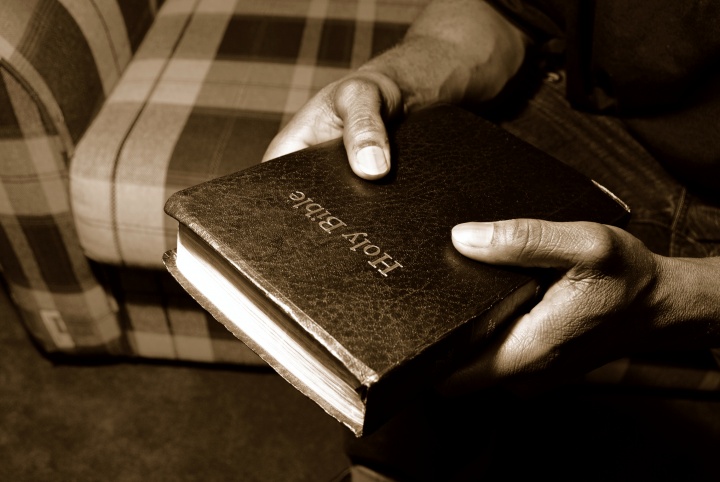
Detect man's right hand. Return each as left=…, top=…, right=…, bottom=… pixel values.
left=261, top=70, right=404, bottom=180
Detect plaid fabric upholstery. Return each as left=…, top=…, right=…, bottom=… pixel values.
left=2, top=0, right=425, bottom=362
left=0, top=0, right=159, bottom=354
left=71, top=0, right=423, bottom=268
left=92, top=262, right=263, bottom=363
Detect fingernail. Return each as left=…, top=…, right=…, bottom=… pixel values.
left=356, top=146, right=388, bottom=177
left=452, top=222, right=494, bottom=248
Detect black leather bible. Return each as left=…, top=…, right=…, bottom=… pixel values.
left=163, top=104, right=630, bottom=437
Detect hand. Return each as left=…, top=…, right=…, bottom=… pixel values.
left=442, top=218, right=720, bottom=394
left=261, top=71, right=403, bottom=180
left=262, top=0, right=528, bottom=178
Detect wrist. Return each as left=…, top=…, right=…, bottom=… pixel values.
left=355, top=0, right=528, bottom=112
left=357, top=41, right=460, bottom=112
left=653, top=256, right=720, bottom=349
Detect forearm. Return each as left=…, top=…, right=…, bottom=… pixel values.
left=359, top=0, right=528, bottom=111
left=652, top=256, right=720, bottom=349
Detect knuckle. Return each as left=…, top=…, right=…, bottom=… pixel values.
left=333, top=77, right=381, bottom=113
left=348, top=116, right=385, bottom=142
left=582, top=224, right=620, bottom=266
left=332, top=77, right=386, bottom=145
left=501, top=218, right=545, bottom=257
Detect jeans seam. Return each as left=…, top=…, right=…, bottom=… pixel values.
left=669, top=187, right=688, bottom=257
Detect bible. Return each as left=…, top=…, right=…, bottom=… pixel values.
left=162, top=104, right=630, bottom=437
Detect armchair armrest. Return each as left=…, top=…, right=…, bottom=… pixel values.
left=0, top=0, right=159, bottom=354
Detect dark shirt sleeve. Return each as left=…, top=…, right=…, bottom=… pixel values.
left=486, top=0, right=720, bottom=195
left=485, top=0, right=567, bottom=44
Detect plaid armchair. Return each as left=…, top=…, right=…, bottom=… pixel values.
left=2, top=0, right=718, bottom=392
left=1, top=0, right=426, bottom=363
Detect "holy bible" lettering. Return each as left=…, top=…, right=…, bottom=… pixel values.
left=288, top=190, right=404, bottom=277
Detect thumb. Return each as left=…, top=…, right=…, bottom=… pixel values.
left=451, top=219, right=610, bottom=270
left=333, top=72, right=402, bottom=180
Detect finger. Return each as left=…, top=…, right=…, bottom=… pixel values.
left=440, top=305, right=561, bottom=393
left=261, top=125, right=324, bottom=163
left=438, top=282, right=588, bottom=395
left=333, top=73, right=402, bottom=180
left=451, top=219, right=615, bottom=270
left=261, top=97, right=343, bottom=163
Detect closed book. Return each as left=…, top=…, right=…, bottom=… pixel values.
left=162, top=104, right=630, bottom=437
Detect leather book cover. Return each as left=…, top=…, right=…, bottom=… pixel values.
left=163, top=104, right=630, bottom=436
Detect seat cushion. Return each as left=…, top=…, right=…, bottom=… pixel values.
left=70, top=0, right=428, bottom=268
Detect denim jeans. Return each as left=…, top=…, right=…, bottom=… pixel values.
left=499, top=71, right=720, bottom=258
